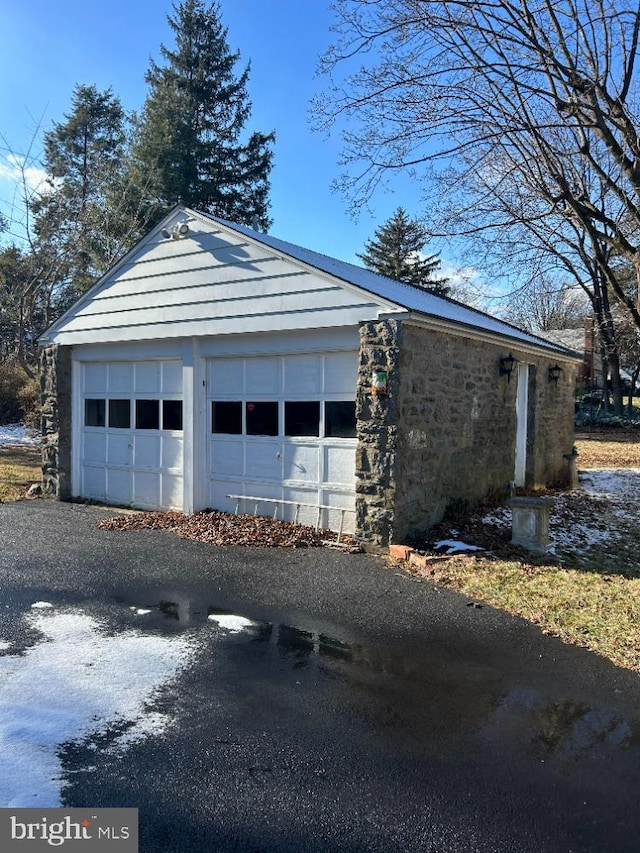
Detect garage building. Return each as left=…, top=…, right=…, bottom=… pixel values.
left=40, top=206, right=579, bottom=546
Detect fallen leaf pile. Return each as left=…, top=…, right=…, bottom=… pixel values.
left=97, top=509, right=362, bottom=551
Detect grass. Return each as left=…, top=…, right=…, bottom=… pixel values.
left=405, top=429, right=640, bottom=673
left=574, top=428, right=640, bottom=468
left=0, top=446, right=41, bottom=502
left=422, top=558, right=640, bottom=673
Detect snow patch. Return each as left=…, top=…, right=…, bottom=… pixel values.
left=0, top=608, right=195, bottom=807
left=0, top=424, right=41, bottom=447
left=434, top=539, right=484, bottom=555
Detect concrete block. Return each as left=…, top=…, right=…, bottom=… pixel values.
left=507, top=496, right=554, bottom=552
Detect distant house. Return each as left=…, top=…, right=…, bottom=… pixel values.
left=40, top=206, right=580, bottom=546
left=537, top=320, right=603, bottom=390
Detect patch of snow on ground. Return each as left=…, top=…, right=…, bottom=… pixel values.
left=550, top=510, right=613, bottom=553
left=580, top=468, right=640, bottom=505
left=0, top=608, right=196, bottom=808
left=0, top=424, right=41, bottom=447
left=481, top=507, right=511, bottom=528
left=473, top=470, right=640, bottom=558
left=434, top=539, right=484, bottom=555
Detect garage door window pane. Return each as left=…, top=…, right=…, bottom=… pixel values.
left=325, top=401, right=357, bottom=438
left=163, top=400, right=183, bottom=431
left=85, top=399, right=105, bottom=427
left=246, top=401, right=278, bottom=436
left=136, top=399, right=160, bottom=430
left=108, top=399, right=131, bottom=429
left=212, top=401, right=242, bottom=434
left=285, top=401, right=320, bottom=436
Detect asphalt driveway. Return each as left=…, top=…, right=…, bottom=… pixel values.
left=1, top=500, right=640, bottom=852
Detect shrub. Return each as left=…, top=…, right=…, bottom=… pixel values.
left=17, top=377, right=41, bottom=428
left=574, top=405, right=640, bottom=429
left=0, top=363, right=40, bottom=426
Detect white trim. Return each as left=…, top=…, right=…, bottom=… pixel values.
left=67, top=340, right=184, bottom=362
left=193, top=350, right=207, bottom=512
left=181, top=340, right=195, bottom=515
left=71, top=357, right=82, bottom=498
left=197, top=326, right=360, bottom=358
left=404, top=315, right=582, bottom=363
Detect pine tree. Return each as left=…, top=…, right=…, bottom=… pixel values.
left=31, top=84, right=129, bottom=295
left=130, top=0, right=275, bottom=228
left=357, top=208, right=449, bottom=296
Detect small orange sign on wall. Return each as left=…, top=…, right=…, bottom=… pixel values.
left=371, top=371, right=388, bottom=395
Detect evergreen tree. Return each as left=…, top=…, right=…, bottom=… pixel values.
left=357, top=208, right=449, bottom=296
left=31, top=84, right=129, bottom=295
left=130, top=0, right=275, bottom=228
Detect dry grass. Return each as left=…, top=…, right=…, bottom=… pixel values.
left=416, top=557, right=640, bottom=673
left=0, top=446, right=41, bottom=502
left=403, top=429, right=640, bottom=673
left=575, top=429, right=640, bottom=468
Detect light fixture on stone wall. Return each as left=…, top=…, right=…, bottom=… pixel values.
left=548, top=363, right=563, bottom=384
left=499, top=353, right=516, bottom=382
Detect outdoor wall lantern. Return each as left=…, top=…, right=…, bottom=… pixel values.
left=548, top=363, right=563, bottom=385
left=499, top=353, right=516, bottom=382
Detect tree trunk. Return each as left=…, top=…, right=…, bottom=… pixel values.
left=608, top=353, right=624, bottom=416
left=627, top=366, right=640, bottom=415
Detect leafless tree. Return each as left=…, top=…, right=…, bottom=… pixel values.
left=316, top=0, right=640, bottom=332
left=0, top=128, right=154, bottom=378
left=502, top=277, right=589, bottom=332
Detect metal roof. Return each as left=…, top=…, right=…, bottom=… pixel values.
left=202, top=211, right=579, bottom=360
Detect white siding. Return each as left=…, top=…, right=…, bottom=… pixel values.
left=49, top=218, right=385, bottom=346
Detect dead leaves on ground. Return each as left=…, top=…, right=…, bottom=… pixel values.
left=98, top=509, right=362, bottom=551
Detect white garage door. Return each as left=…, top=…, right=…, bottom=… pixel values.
left=207, top=352, right=358, bottom=532
left=78, top=360, right=184, bottom=510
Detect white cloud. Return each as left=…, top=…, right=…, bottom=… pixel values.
left=0, top=153, right=49, bottom=194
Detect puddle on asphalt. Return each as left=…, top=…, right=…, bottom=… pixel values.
left=115, top=594, right=365, bottom=671
left=481, top=686, right=634, bottom=760
left=111, top=591, right=639, bottom=761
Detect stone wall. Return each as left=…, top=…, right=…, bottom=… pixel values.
left=40, top=344, right=72, bottom=499
left=354, top=319, right=403, bottom=546
left=354, top=321, right=576, bottom=546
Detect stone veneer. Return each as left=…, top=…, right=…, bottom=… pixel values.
left=40, top=344, right=72, bottom=499
left=355, top=320, right=576, bottom=546
left=354, top=319, right=403, bottom=546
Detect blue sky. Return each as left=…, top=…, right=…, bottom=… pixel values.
left=0, top=0, right=435, bottom=266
